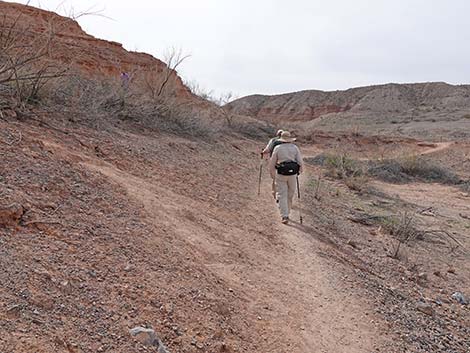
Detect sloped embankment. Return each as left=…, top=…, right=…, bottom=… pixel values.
left=0, top=115, right=389, bottom=352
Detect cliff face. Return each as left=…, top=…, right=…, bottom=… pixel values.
left=226, top=82, right=470, bottom=124
left=0, top=1, right=191, bottom=97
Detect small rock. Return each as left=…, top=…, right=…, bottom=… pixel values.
left=196, top=342, right=204, bottom=349
left=346, top=239, right=358, bottom=249
left=451, top=292, right=468, bottom=305
left=416, top=302, right=434, bottom=316
left=418, top=272, right=427, bottom=280
left=129, top=327, right=156, bottom=346
left=129, top=327, right=170, bottom=352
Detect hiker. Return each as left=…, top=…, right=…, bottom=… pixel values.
left=260, top=129, right=285, bottom=199
left=120, top=71, right=130, bottom=89
left=269, top=131, right=303, bottom=224
left=261, top=129, right=284, bottom=158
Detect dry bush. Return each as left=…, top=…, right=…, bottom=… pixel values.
left=228, top=117, right=274, bottom=139
left=185, top=79, right=241, bottom=129
left=351, top=212, right=465, bottom=259
left=368, top=156, right=461, bottom=184
left=135, top=47, right=190, bottom=100
left=305, top=152, right=369, bottom=191
left=0, top=12, right=68, bottom=107
left=382, top=212, right=420, bottom=259
left=304, top=153, right=329, bottom=166
left=307, top=175, right=323, bottom=200
left=325, top=153, right=365, bottom=179
left=344, top=174, right=369, bottom=192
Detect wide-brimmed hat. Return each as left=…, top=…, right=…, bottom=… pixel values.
left=278, top=131, right=296, bottom=143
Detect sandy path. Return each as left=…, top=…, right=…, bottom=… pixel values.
left=43, top=139, right=382, bottom=352
left=418, top=142, right=453, bottom=156
left=86, top=163, right=382, bottom=352
left=301, top=141, right=453, bottom=162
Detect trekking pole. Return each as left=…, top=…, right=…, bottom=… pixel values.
left=258, top=153, right=263, bottom=196
left=296, top=174, right=303, bottom=224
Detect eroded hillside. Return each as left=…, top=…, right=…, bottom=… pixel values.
left=227, top=83, right=470, bottom=140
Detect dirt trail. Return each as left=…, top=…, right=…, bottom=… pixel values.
left=78, top=157, right=381, bottom=351
left=301, top=141, right=453, bottom=161
left=40, top=139, right=384, bottom=352
left=418, top=142, right=453, bottom=156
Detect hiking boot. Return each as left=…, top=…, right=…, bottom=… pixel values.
left=281, top=216, right=289, bottom=224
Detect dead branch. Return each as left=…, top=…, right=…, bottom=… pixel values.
left=418, top=206, right=433, bottom=214
left=156, top=47, right=190, bottom=97
left=50, top=204, right=62, bottom=215
left=348, top=214, right=387, bottom=226
left=422, top=229, right=466, bottom=250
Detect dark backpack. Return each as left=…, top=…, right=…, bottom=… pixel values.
left=276, top=160, right=300, bottom=175
left=269, top=139, right=284, bottom=156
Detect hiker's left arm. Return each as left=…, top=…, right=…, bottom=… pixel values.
left=262, top=138, right=273, bottom=154
left=296, top=147, right=303, bottom=174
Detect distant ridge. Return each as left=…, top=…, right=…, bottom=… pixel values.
left=226, top=82, right=470, bottom=123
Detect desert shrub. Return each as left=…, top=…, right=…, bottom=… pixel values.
left=0, top=11, right=72, bottom=108
left=459, top=181, right=470, bottom=193
left=381, top=212, right=420, bottom=259
left=325, top=153, right=365, bottom=179
left=344, top=175, right=369, bottom=192
left=158, top=102, right=218, bottom=138
left=368, top=159, right=412, bottom=183
left=305, top=152, right=368, bottom=190
left=42, top=73, right=218, bottom=138
left=306, top=175, right=324, bottom=200
left=368, top=156, right=461, bottom=184
left=304, top=153, right=328, bottom=166
left=229, top=119, right=274, bottom=139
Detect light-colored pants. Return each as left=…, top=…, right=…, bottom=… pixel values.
left=275, top=174, right=297, bottom=218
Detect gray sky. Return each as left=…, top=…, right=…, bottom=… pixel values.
left=10, top=0, right=470, bottom=97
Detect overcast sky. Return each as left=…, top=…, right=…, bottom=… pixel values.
left=10, top=0, right=470, bottom=97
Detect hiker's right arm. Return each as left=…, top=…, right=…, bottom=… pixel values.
left=269, top=150, right=277, bottom=179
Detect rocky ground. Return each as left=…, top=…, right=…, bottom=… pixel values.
left=1, top=112, right=469, bottom=353
left=301, top=138, right=470, bottom=353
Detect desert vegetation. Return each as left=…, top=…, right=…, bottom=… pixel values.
left=0, top=10, right=271, bottom=140
left=308, top=149, right=468, bottom=193
left=301, top=140, right=470, bottom=352
left=0, top=11, right=68, bottom=107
